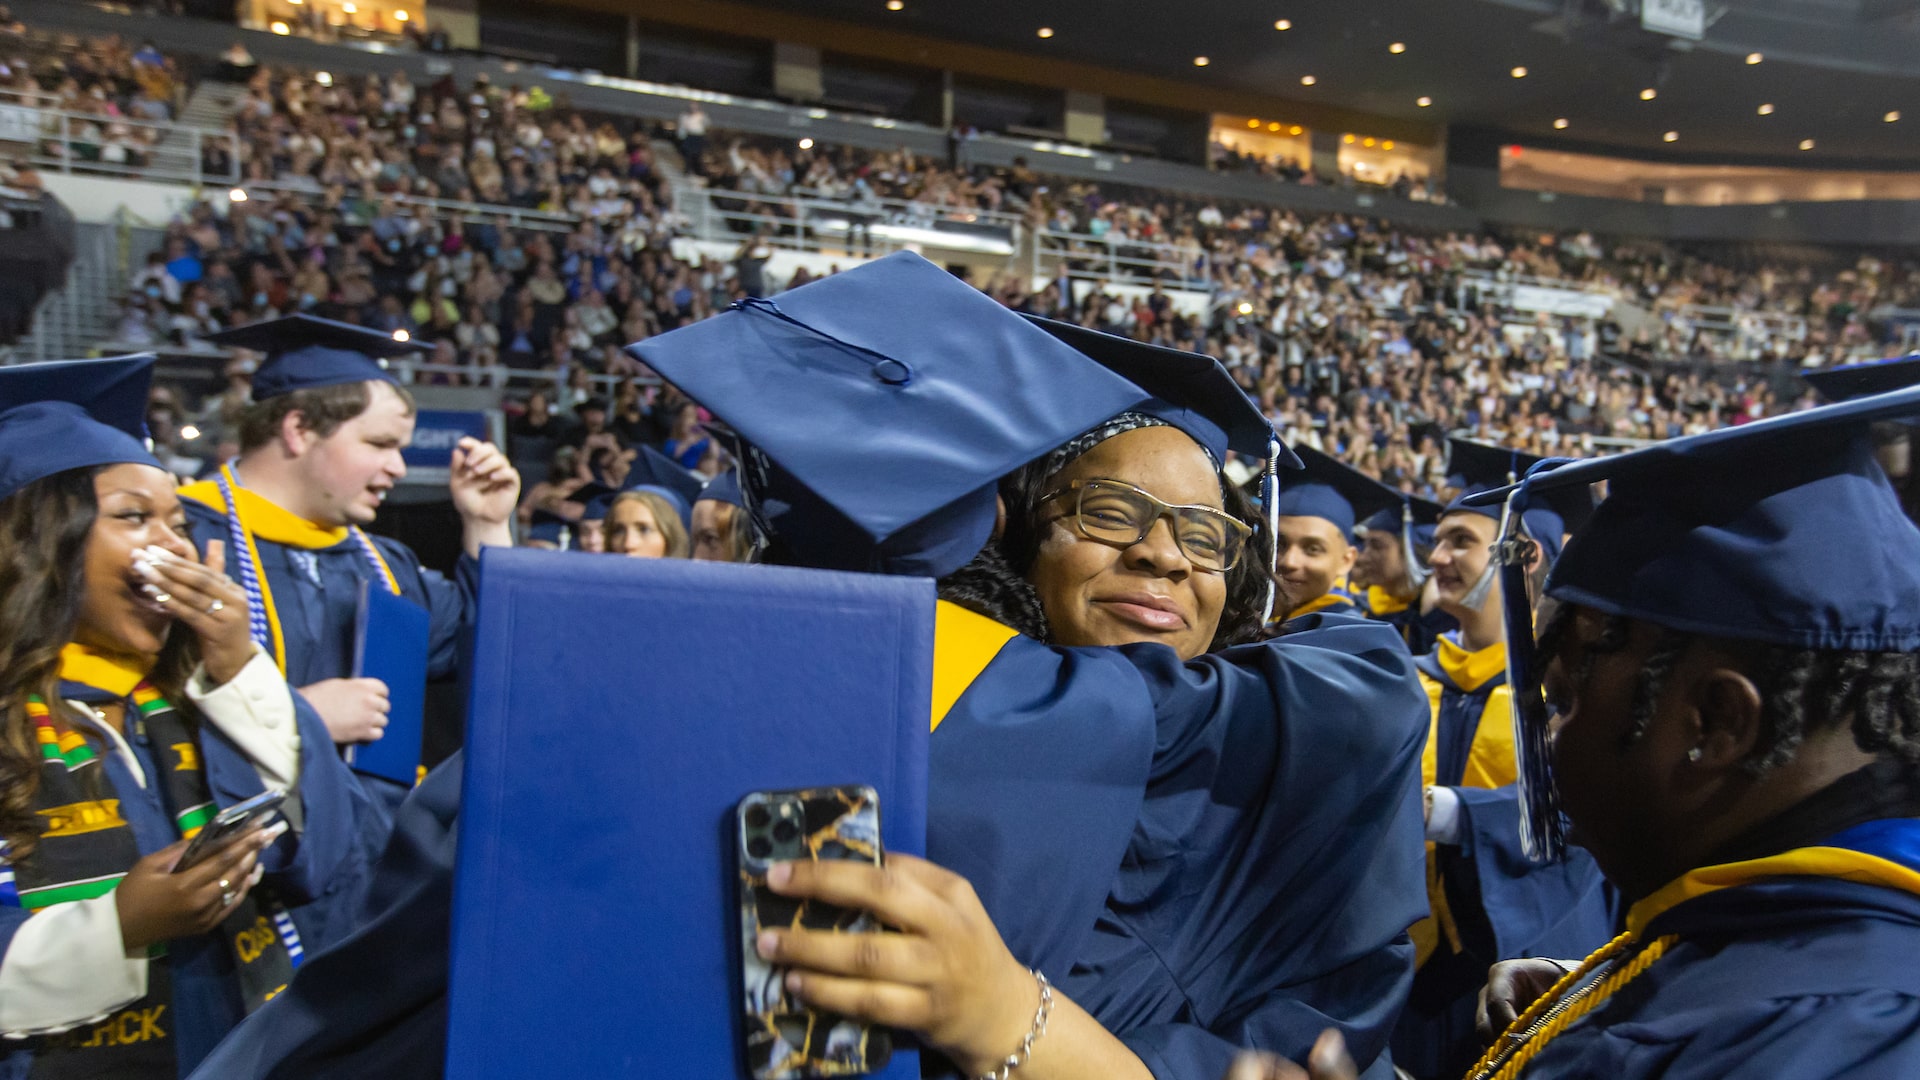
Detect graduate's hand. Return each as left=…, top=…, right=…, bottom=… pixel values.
left=1477, top=958, right=1570, bottom=1041
left=299, top=677, right=390, bottom=745
left=135, top=539, right=252, bottom=686
left=448, top=436, right=520, bottom=529
left=113, top=823, right=283, bottom=952
left=755, top=853, right=1039, bottom=1078
left=1223, top=1031, right=1358, bottom=1080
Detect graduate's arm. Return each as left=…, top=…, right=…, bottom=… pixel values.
left=0, top=898, right=147, bottom=1035
left=761, top=854, right=1154, bottom=1080
left=1447, top=785, right=1612, bottom=962
left=186, top=646, right=300, bottom=792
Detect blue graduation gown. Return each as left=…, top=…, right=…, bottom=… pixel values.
left=1511, top=817, right=1920, bottom=1080
left=1393, top=638, right=1613, bottom=1080
left=0, top=684, right=383, bottom=1079
left=1360, top=586, right=1456, bottom=657
left=189, top=610, right=1431, bottom=1080
left=179, top=490, right=478, bottom=821
left=933, top=610, right=1430, bottom=1080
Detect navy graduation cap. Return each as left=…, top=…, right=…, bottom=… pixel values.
left=1019, top=316, right=1291, bottom=466
left=697, top=469, right=743, bottom=508
left=206, top=314, right=412, bottom=401
left=1802, top=355, right=1920, bottom=403
left=1277, top=446, right=1402, bottom=539
left=1444, top=437, right=1594, bottom=567
left=1464, top=383, right=1920, bottom=862
left=0, top=355, right=162, bottom=500
left=627, top=251, right=1152, bottom=579
left=625, top=445, right=705, bottom=524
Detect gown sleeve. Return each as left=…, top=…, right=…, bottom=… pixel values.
left=1449, top=784, right=1614, bottom=962
left=1069, top=613, right=1431, bottom=1079
left=0, top=897, right=148, bottom=1036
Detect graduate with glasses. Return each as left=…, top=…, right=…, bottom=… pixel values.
left=1464, top=383, right=1920, bottom=1080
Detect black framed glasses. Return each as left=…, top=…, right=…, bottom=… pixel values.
left=1043, top=479, right=1252, bottom=573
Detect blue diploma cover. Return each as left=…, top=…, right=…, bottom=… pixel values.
left=446, top=550, right=931, bottom=1078
left=346, top=579, right=431, bottom=785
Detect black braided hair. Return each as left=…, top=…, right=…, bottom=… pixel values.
left=935, top=545, right=1051, bottom=643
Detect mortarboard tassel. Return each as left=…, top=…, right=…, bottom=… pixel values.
left=1400, top=500, right=1432, bottom=590
left=1496, top=484, right=1569, bottom=863
left=1260, top=435, right=1283, bottom=624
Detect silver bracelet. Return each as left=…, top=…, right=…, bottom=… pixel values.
left=977, top=969, right=1053, bottom=1080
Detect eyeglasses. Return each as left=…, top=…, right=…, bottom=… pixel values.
left=1042, top=479, right=1251, bottom=573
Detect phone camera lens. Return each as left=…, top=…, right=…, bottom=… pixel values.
left=772, top=819, right=799, bottom=843
left=745, top=804, right=771, bottom=828
left=747, top=836, right=773, bottom=859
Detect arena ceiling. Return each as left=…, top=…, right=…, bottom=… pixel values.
left=726, top=0, right=1920, bottom=166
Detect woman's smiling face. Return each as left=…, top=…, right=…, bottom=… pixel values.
left=1026, top=426, right=1228, bottom=660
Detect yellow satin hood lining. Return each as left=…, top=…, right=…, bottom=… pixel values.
left=58, top=643, right=151, bottom=697
left=930, top=601, right=1018, bottom=732
left=1626, top=845, right=1920, bottom=938
left=1434, top=634, right=1506, bottom=693
left=177, top=479, right=350, bottom=550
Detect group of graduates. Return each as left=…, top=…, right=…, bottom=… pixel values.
left=0, top=249, right=1917, bottom=1080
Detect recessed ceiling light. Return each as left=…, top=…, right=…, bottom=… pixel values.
left=886, top=0, right=903, bottom=8
left=1383, top=140, right=1395, bottom=150
left=1194, top=56, right=1210, bottom=66
left=1746, top=52, right=1763, bottom=65
left=1640, top=87, right=1657, bottom=101
left=1416, top=96, right=1432, bottom=107
left=1363, top=136, right=1376, bottom=147
left=393, top=9, right=407, bottom=20
left=1289, top=125, right=1303, bottom=135
left=1663, top=130, right=1679, bottom=142
left=1389, top=42, right=1406, bottom=54
left=1344, top=134, right=1356, bottom=144
left=1757, top=103, right=1775, bottom=115
left=1510, top=66, right=1528, bottom=78
left=1036, top=26, right=1053, bottom=37
left=1274, top=18, right=1291, bottom=30
left=1269, top=122, right=1282, bottom=132
left=1553, top=117, right=1569, bottom=129
left=1247, top=118, right=1260, bottom=128
left=1799, top=138, right=1815, bottom=150
left=1300, top=74, right=1316, bottom=86
left=1887, top=110, right=1902, bottom=123
left=798, top=137, right=814, bottom=149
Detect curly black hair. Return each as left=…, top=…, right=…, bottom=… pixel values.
left=1536, top=605, right=1920, bottom=775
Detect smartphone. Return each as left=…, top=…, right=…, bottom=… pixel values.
left=173, top=789, right=286, bottom=874
left=736, top=785, right=892, bottom=1079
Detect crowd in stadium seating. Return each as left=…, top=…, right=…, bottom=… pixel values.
left=0, top=20, right=185, bottom=170
left=24, top=28, right=1902, bottom=505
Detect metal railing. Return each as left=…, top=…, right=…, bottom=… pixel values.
left=691, top=185, right=1022, bottom=257
left=1031, top=228, right=1210, bottom=289
left=0, top=101, right=236, bottom=186
left=232, top=180, right=582, bottom=233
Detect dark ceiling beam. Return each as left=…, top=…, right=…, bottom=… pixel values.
left=542, top=0, right=1441, bottom=143
left=1856, top=0, right=1920, bottom=21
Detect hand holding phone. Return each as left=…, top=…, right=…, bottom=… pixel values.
left=173, top=789, right=287, bottom=874
left=737, top=786, right=891, bottom=1080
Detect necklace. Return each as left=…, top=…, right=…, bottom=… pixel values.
left=1464, top=931, right=1679, bottom=1080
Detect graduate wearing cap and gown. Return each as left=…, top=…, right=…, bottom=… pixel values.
left=1460, top=384, right=1920, bottom=1080
left=175, top=317, right=518, bottom=828
left=1351, top=495, right=1454, bottom=657
left=184, top=253, right=1428, bottom=1080
left=0, top=357, right=386, bottom=1078
left=1392, top=440, right=1611, bottom=1080
left=690, top=470, right=751, bottom=562
left=1266, top=453, right=1365, bottom=626
left=639, top=263, right=1430, bottom=1080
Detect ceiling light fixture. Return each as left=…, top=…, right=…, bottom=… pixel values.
left=1640, top=87, right=1657, bottom=100
left=1383, top=140, right=1395, bottom=150
left=886, top=0, right=903, bottom=9
left=1663, top=130, right=1678, bottom=142
left=393, top=8, right=408, bottom=19
left=1248, top=118, right=1260, bottom=128
left=1800, top=138, right=1815, bottom=150
left=269, top=19, right=290, bottom=33
left=1036, top=26, right=1053, bottom=37
left=1300, top=74, right=1316, bottom=85
left=798, top=137, right=815, bottom=149
left=1746, top=52, right=1763, bottom=65
left=1758, top=103, right=1774, bottom=115
left=1510, top=66, right=1528, bottom=78
left=1344, top=134, right=1356, bottom=144
left=1416, top=95, right=1432, bottom=107
left=1887, top=110, right=1902, bottom=122
left=1274, top=19, right=1291, bottom=30
left=1553, top=117, right=1569, bottom=129
left=1194, top=56, right=1210, bottom=66
left=1363, top=136, right=1376, bottom=147
left=1389, top=42, right=1406, bottom=54
left=1269, top=122, right=1282, bottom=132
left=1289, top=125, right=1302, bottom=135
